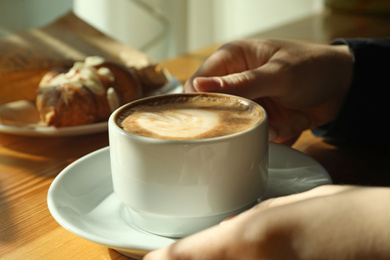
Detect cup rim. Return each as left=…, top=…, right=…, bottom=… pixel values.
left=109, top=92, right=267, bottom=143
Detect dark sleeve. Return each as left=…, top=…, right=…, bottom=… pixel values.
left=313, top=38, right=390, bottom=144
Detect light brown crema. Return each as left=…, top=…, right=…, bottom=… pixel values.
left=117, top=94, right=263, bottom=140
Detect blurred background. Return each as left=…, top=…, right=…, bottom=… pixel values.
left=0, top=0, right=388, bottom=61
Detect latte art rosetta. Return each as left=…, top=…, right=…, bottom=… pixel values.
left=117, top=94, right=264, bottom=140
left=134, top=109, right=219, bottom=139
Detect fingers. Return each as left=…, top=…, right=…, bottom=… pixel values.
left=184, top=40, right=283, bottom=99
left=255, top=185, right=358, bottom=211
left=144, top=223, right=236, bottom=260
left=186, top=63, right=286, bottom=100
left=184, top=41, right=250, bottom=93
left=221, top=185, right=354, bottom=224
left=144, top=185, right=360, bottom=260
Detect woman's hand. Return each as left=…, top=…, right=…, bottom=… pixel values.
left=184, top=40, right=354, bottom=143
left=144, top=185, right=390, bottom=260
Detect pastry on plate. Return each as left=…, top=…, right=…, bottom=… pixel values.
left=36, top=56, right=142, bottom=127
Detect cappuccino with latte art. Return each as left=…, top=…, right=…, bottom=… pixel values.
left=116, top=94, right=263, bottom=140
left=109, top=93, right=268, bottom=237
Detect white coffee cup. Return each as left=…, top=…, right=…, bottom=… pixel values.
left=108, top=93, right=268, bottom=237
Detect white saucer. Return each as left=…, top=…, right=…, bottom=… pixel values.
left=0, top=77, right=182, bottom=137
left=47, top=143, right=331, bottom=259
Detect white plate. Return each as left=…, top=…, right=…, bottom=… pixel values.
left=0, top=77, right=183, bottom=137
left=47, top=143, right=332, bottom=259
left=0, top=121, right=110, bottom=137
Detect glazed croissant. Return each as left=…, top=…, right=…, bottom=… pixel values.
left=36, top=56, right=142, bottom=127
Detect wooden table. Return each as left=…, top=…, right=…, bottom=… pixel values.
left=1, top=10, right=390, bottom=259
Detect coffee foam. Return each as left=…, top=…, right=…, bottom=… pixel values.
left=132, top=109, right=219, bottom=139
left=117, top=94, right=263, bottom=140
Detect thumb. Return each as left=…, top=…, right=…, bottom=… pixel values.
left=193, top=70, right=279, bottom=100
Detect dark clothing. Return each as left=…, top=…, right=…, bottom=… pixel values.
left=313, top=38, right=390, bottom=144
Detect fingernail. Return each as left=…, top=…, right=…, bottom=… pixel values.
left=194, top=77, right=222, bottom=92
left=220, top=215, right=237, bottom=225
